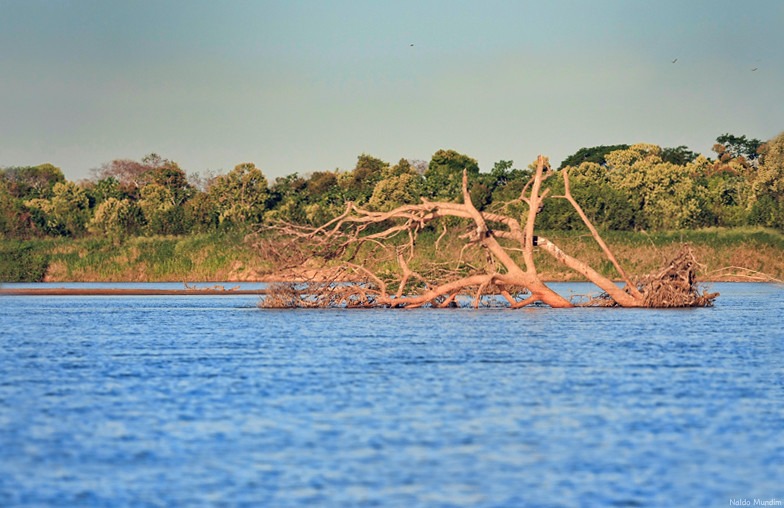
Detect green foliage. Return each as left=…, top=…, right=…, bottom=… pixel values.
left=695, top=171, right=750, bottom=227
left=715, top=133, right=764, bottom=161
left=266, top=174, right=308, bottom=223
left=487, top=161, right=532, bottom=206
left=207, top=162, right=270, bottom=226
left=534, top=197, right=579, bottom=230
left=661, top=145, right=700, bottom=165
left=184, top=192, right=220, bottom=232
left=2, top=132, right=782, bottom=247
left=747, top=131, right=784, bottom=230
left=561, top=144, right=698, bottom=169
left=489, top=160, right=530, bottom=185
left=423, top=149, right=480, bottom=202
left=148, top=163, right=193, bottom=205
left=340, top=154, right=389, bottom=204
left=748, top=195, right=784, bottom=229
left=306, top=171, right=339, bottom=200
left=572, top=179, right=635, bottom=231
left=558, top=145, right=629, bottom=169
left=0, top=240, right=50, bottom=281
left=85, top=177, right=124, bottom=207
left=0, top=163, right=66, bottom=200
left=24, top=181, right=90, bottom=236
left=368, top=159, right=424, bottom=211
left=137, top=183, right=191, bottom=235
left=752, top=132, right=784, bottom=199
left=0, top=178, right=31, bottom=238
left=603, top=144, right=703, bottom=230
left=89, top=198, right=143, bottom=241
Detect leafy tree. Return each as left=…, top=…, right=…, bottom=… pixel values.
left=696, top=171, right=749, bottom=227
left=1, top=163, right=65, bottom=200
left=748, top=195, right=783, bottom=228
left=92, top=153, right=191, bottom=202
left=484, top=160, right=532, bottom=206
left=266, top=174, right=308, bottom=223
left=24, top=181, right=90, bottom=236
left=748, top=131, right=784, bottom=229
left=423, top=149, right=480, bottom=202
left=368, top=159, right=424, bottom=211
left=561, top=144, right=699, bottom=171
left=298, top=171, right=344, bottom=224
left=145, top=161, right=193, bottom=206
left=139, top=183, right=175, bottom=216
left=661, top=145, right=699, bottom=165
left=304, top=202, right=339, bottom=226
left=468, top=180, right=492, bottom=210
left=0, top=178, right=30, bottom=238
left=340, top=154, right=389, bottom=204
left=558, top=145, right=629, bottom=170
left=714, top=133, right=764, bottom=161
left=207, top=162, right=270, bottom=226
left=306, top=171, right=339, bottom=199
left=489, top=160, right=526, bottom=185
left=184, top=192, right=220, bottom=232
left=752, top=131, right=784, bottom=196
left=89, top=197, right=142, bottom=242
left=544, top=162, right=636, bottom=230
left=605, top=144, right=703, bottom=230
left=85, top=176, right=124, bottom=207
left=93, top=158, right=151, bottom=197
left=266, top=198, right=308, bottom=224
left=138, top=183, right=190, bottom=235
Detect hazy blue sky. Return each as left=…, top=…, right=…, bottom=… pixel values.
left=2, top=0, right=782, bottom=181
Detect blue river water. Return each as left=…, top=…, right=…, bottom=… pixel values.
left=0, top=282, right=782, bottom=507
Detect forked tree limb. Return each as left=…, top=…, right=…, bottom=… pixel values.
left=554, top=168, right=643, bottom=299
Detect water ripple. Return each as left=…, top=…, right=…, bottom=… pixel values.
left=0, top=283, right=782, bottom=506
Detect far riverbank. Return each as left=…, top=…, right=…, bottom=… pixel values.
left=2, top=227, right=782, bottom=284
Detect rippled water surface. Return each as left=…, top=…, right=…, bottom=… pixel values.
left=1, top=283, right=782, bottom=507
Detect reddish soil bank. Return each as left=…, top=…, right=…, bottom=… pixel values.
left=0, top=288, right=268, bottom=296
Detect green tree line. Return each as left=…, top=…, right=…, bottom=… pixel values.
left=1, top=132, right=782, bottom=243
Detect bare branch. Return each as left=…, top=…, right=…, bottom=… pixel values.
left=257, top=152, right=716, bottom=309
left=537, top=237, right=642, bottom=307
left=555, top=168, right=643, bottom=299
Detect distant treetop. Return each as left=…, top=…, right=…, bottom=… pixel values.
left=558, top=145, right=629, bottom=169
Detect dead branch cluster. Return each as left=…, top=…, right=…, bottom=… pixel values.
left=257, top=156, right=718, bottom=309
left=637, top=246, right=720, bottom=308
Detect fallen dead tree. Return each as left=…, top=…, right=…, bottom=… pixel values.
left=257, top=156, right=718, bottom=309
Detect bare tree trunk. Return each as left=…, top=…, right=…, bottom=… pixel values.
left=257, top=155, right=716, bottom=309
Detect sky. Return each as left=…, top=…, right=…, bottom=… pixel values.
left=1, top=0, right=782, bottom=182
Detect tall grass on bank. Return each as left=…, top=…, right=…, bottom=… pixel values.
left=532, top=228, right=784, bottom=281
left=1, top=227, right=782, bottom=283
left=1, top=230, right=273, bottom=282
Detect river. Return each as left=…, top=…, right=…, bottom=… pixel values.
left=0, top=282, right=782, bottom=507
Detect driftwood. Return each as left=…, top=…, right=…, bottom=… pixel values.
left=257, top=156, right=718, bottom=309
